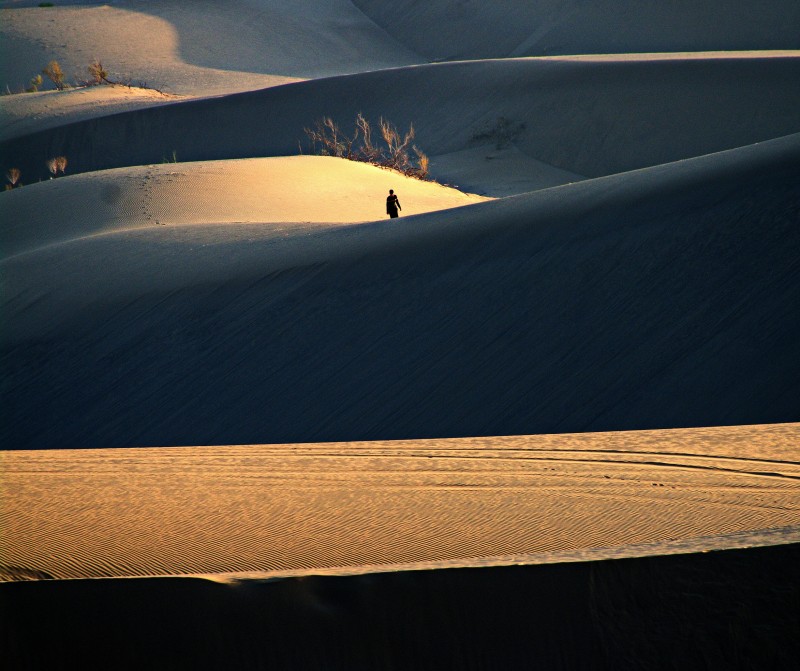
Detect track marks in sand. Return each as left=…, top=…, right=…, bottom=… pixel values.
left=2, top=424, right=798, bottom=581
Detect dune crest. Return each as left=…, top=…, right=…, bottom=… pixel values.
left=0, top=156, right=488, bottom=258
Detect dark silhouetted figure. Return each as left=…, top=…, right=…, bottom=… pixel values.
left=386, top=189, right=401, bottom=218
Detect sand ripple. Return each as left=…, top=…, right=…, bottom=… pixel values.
left=2, top=423, right=798, bottom=580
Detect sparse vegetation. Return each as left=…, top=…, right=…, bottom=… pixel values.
left=42, top=60, right=67, bottom=90
left=471, top=116, right=526, bottom=150
left=4, top=57, right=171, bottom=96
left=46, top=156, right=68, bottom=178
left=26, top=74, right=43, bottom=93
left=5, top=168, right=22, bottom=190
left=38, top=3, right=55, bottom=7
left=87, top=59, right=111, bottom=86
left=302, top=114, right=430, bottom=180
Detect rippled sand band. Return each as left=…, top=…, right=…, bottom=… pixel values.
left=2, top=423, right=798, bottom=581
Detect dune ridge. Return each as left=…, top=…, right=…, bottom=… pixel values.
left=0, top=155, right=489, bottom=258
left=3, top=53, right=799, bottom=191
left=352, top=0, right=800, bottom=60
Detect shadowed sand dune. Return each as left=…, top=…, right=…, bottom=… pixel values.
left=3, top=542, right=799, bottom=670
left=2, top=133, right=799, bottom=448
left=353, top=0, right=800, bottom=60
left=3, top=54, right=800, bottom=191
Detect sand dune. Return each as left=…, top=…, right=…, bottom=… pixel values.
left=2, top=133, right=798, bottom=448
left=1, top=156, right=488, bottom=258
left=2, top=4, right=799, bottom=669
left=0, top=0, right=421, bottom=141
left=0, top=1, right=418, bottom=95
left=3, top=53, right=799, bottom=195
left=353, top=0, right=800, bottom=60
left=2, top=423, right=798, bottom=581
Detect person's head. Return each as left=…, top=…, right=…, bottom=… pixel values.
left=389, top=189, right=394, bottom=195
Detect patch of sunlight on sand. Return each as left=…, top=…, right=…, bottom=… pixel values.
left=2, top=423, right=798, bottom=581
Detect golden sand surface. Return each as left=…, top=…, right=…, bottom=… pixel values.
left=2, top=423, right=797, bottom=581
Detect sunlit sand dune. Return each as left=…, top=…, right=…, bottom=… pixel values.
left=0, top=0, right=419, bottom=141
left=0, top=85, right=184, bottom=143
left=2, top=423, right=798, bottom=581
left=1, top=155, right=488, bottom=257
left=0, top=1, right=418, bottom=95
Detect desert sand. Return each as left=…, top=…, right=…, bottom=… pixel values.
left=1, top=1, right=799, bottom=669
left=2, top=423, right=799, bottom=581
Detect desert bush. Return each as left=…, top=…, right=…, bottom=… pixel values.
left=6, top=168, right=22, bottom=189
left=87, top=59, right=111, bottom=85
left=26, top=74, right=43, bottom=93
left=46, top=156, right=68, bottom=177
left=303, top=114, right=431, bottom=180
left=413, top=146, right=430, bottom=179
left=379, top=118, right=416, bottom=172
left=42, top=60, right=66, bottom=90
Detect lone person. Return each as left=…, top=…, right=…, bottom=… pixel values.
left=386, top=189, right=401, bottom=218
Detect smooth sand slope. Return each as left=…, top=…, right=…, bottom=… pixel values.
left=2, top=133, right=798, bottom=448
left=0, top=1, right=419, bottom=94
left=2, top=423, right=798, bottom=581
left=353, top=0, right=800, bottom=60
left=3, top=53, right=799, bottom=195
left=0, top=0, right=420, bottom=140
left=1, top=155, right=488, bottom=257
left=5, top=0, right=796, bottom=126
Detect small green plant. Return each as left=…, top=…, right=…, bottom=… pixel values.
left=162, top=150, right=178, bottom=163
left=38, top=3, right=55, bottom=7
left=42, top=60, right=66, bottom=90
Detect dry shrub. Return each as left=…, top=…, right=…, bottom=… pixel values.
left=303, top=114, right=431, bottom=180
left=87, top=59, right=111, bottom=85
left=46, top=156, right=68, bottom=177
left=6, top=168, right=22, bottom=189
left=26, top=74, right=43, bottom=93
left=42, top=60, right=66, bottom=90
